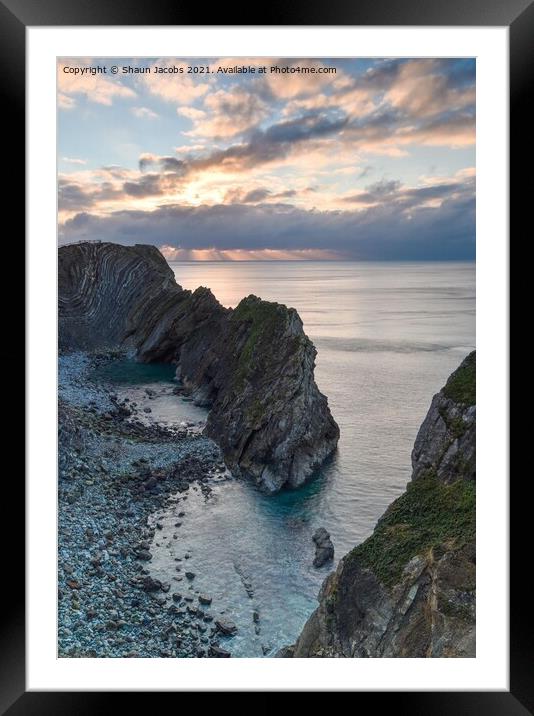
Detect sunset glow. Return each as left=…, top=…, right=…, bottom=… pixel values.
left=58, top=57, right=475, bottom=260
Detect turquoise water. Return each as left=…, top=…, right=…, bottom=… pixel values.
left=89, top=359, right=177, bottom=385
left=103, top=261, right=476, bottom=656
left=90, top=358, right=209, bottom=426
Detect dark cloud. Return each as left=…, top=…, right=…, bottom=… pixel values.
left=241, top=188, right=272, bottom=203
left=58, top=181, right=94, bottom=211
left=125, top=75, right=474, bottom=197
left=194, top=112, right=348, bottom=172
left=159, top=157, right=187, bottom=174
left=277, top=189, right=298, bottom=198
left=58, top=179, right=125, bottom=211
left=347, top=179, right=401, bottom=202
left=139, top=155, right=187, bottom=174
left=138, top=112, right=349, bottom=183
left=58, top=59, right=475, bottom=260
left=225, top=187, right=299, bottom=204
left=59, top=183, right=475, bottom=261
left=343, top=178, right=472, bottom=209
left=123, top=174, right=164, bottom=197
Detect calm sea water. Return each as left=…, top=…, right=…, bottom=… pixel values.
left=124, top=261, right=476, bottom=656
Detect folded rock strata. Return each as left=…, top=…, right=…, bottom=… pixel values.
left=59, top=242, right=340, bottom=492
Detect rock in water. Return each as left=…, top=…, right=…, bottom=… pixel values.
left=282, top=352, right=476, bottom=658
left=312, top=527, right=334, bottom=567
left=215, top=618, right=238, bottom=636
left=58, top=242, right=339, bottom=492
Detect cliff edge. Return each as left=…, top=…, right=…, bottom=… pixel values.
left=283, top=351, right=476, bottom=658
left=58, top=242, right=339, bottom=492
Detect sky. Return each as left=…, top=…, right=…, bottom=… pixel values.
left=58, top=57, right=475, bottom=261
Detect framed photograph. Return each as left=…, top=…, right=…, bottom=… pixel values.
left=5, top=0, right=523, bottom=708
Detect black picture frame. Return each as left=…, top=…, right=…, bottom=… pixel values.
left=4, top=0, right=522, bottom=709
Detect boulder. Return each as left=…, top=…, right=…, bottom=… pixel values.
left=312, top=527, right=334, bottom=568
left=215, top=618, right=238, bottom=636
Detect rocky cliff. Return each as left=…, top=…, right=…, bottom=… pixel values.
left=59, top=242, right=339, bottom=492
left=283, top=352, right=476, bottom=657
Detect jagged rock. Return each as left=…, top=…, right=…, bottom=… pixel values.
left=312, top=527, right=334, bottom=568
left=412, top=351, right=476, bottom=484
left=287, top=352, right=476, bottom=658
left=58, top=242, right=339, bottom=491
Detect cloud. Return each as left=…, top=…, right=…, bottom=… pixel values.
left=177, top=106, right=205, bottom=121
left=59, top=177, right=475, bottom=261
left=58, top=93, right=76, bottom=110
left=132, top=106, right=159, bottom=119
left=159, top=246, right=341, bottom=261
left=139, top=59, right=209, bottom=103
left=385, top=59, right=475, bottom=119
left=58, top=62, right=136, bottom=106
left=57, top=58, right=476, bottom=260
left=134, top=112, right=349, bottom=184
left=58, top=178, right=125, bottom=211
left=225, top=187, right=298, bottom=204
left=61, top=157, right=87, bottom=165
left=180, top=89, right=269, bottom=138
left=343, top=176, right=474, bottom=210
left=265, top=59, right=346, bottom=99
left=122, top=174, right=165, bottom=198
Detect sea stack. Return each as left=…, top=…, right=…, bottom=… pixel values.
left=58, top=241, right=340, bottom=492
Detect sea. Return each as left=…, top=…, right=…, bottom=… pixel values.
left=114, top=261, right=476, bottom=657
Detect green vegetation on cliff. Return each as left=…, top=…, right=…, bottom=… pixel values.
left=442, top=351, right=476, bottom=405
left=230, top=295, right=308, bottom=392
left=230, top=297, right=285, bottom=390
left=348, top=472, right=475, bottom=587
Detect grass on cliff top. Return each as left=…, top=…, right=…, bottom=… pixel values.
left=231, top=295, right=286, bottom=328
left=230, top=296, right=293, bottom=386
left=442, top=351, right=476, bottom=406
left=348, top=473, right=475, bottom=587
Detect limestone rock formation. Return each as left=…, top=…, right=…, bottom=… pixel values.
left=58, top=242, right=339, bottom=492
left=282, top=352, right=476, bottom=657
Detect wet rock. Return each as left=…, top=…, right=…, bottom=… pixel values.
left=136, top=550, right=152, bottom=561
left=215, top=618, right=238, bottom=636
left=141, top=576, right=162, bottom=592
left=209, top=645, right=231, bottom=657
left=312, top=527, right=334, bottom=568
